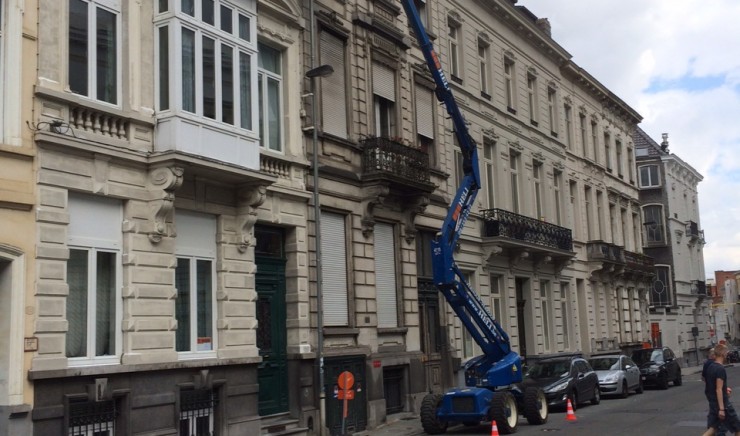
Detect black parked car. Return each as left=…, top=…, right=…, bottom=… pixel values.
left=519, top=355, right=600, bottom=411
left=631, top=347, right=682, bottom=389
left=727, top=347, right=740, bottom=363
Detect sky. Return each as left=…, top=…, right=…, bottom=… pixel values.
left=523, top=0, right=740, bottom=278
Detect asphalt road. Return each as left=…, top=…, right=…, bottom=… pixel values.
left=374, top=364, right=740, bottom=436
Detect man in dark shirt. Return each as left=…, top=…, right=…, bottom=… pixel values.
left=703, top=344, right=740, bottom=436
left=704, top=348, right=728, bottom=436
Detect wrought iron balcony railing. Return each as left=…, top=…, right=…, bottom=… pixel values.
left=361, top=136, right=432, bottom=186
left=482, top=208, right=573, bottom=251
left=691, top=280, right=708, bottom=296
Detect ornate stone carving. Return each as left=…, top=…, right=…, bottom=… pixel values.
left=509, top=249, right=529, bottom=270
left=148, top=166, right=184, bottom=244
left=482, top=244, right=503, bottom=263
left=401, top=195, right=430, bottom=244
left=361, top=185, right=390, bottom=238
left=236, top=185, right=267, bottom=253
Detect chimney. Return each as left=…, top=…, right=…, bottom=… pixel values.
left=660, top=133, right=669, bottom=151
left=536, top=18, right=552, bottom=37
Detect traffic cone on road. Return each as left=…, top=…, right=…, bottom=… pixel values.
left=490, top=420, right=499, bottom=436
left=565, top=399, right=577, bottom=422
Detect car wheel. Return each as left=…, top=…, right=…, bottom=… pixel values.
left=621, top=381, right=629, bottom=399
left=674, top=370, right=683, bottom=386
left=636, top=380, right=644, bottom=394
left=591, top=386, right=601, bottom=405
left=658, top=373, right=669, bottom=390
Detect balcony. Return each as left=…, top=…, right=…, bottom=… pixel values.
left=586, top=241, right=624, bottom=278
left=686, top=221, right=706, bottom=244
left=481, top=209, right=574, bottom=269
left=691, top=280, right=708, bottom=296
left=623, top=250, right=655, bottom=281
left=360, top=136, right=435, bottom=194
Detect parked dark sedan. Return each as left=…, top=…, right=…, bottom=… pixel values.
left=519, top=355, right=600, bottom=411
left=631, top=347, right=682, bottom=389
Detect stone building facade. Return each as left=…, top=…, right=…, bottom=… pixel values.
left=7, top=0, right=665, bottom=435
left=302, top=0, right=652, bottom=433
left=0, top=0, right=37, bottom=434
left=634, top=128, right=710, bottom=365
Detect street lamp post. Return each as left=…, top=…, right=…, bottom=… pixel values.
left=306, top=2, right=334, bottom=434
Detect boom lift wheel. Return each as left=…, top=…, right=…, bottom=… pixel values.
left=420, top=393, right=447, bottom=435
left=523, top=386, right=548, bottom=425
left=489, top=391, right=518, bottom=434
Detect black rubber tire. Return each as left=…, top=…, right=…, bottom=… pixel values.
left=591, top=386, right=601, bottom=405
left=636, top=380, right=644, bottom=394
left=674, top=370, right=683, bottom=386
left=658, top=373, right=669, bottom=390
left=420, top=393, right=447, bottom=435
left=621, top=381, right=629, bottom=399
left=489, top=391, right=519, bottom=434
left=523, top=386, right=548, bottom=425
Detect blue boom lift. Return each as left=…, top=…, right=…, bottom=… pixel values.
left=399, top=1, right=549, bottom=433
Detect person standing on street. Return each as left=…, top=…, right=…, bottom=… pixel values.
left=703, top=344, right=740, bottom=436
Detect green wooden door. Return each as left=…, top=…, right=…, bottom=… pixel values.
left=256, top=230, right=288, bottom=416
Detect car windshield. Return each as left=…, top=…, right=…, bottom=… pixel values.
left=526, top=361, right=570, bottom=379
left=589, top=357, right=620, bottom=371
left=632, top=349, right=664, bottom=364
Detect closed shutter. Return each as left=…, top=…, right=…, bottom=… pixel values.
left=320, top=31, right=348, bottom=138
left=175, top=210, right=217, bottom=258
left=415, top=86, right=434, bottom=139
left=373, top=62, right=395, bottom=102
left=374, top=223, right=398, bottom=328
left=67, top=193, right=122, bottom=249
left=321, top=212, right=349, bottom=326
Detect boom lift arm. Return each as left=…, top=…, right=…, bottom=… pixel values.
left=399, top=1, right=520, bottom=386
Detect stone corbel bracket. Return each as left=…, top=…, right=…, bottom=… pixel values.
left=237, top=185, right=267, bottom=253
left=533, top=254, right=553, bottom=274
left=401, top=195, right=430, bottom=244
left=482, top=244, right=503, bottom=263
left=361, top=185, right=389, bottom=238
left=148, top=166, right=184, bottom=244
left=509, top=249, right=529, bottom=270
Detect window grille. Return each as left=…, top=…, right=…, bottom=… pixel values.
left=180, top=389, right=218, bottom=436
left=68, top=400, right=116, bottom=436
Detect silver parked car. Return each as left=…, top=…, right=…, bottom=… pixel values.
left=587, top=354, right=643, bottom=398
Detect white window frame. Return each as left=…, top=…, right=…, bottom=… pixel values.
left=651, top=264, right=673, bottom=306
left=627, top=147, right=635, bottom=183
left=604, top=132, right=612, bottom=170
left=527, top=73, right=538, bottom=125
left=66, top=194, right=122, bottom=367
left=483, top=138, right=496, bottom=209
left=372, top=62, right=397, bottom=138
left=596, top=190, right=604, bottom=240
left=490, top=274, right=505, bottom=330
left=175, top=210, right=218, bottom=359
left=547, top=87, right=557, bottom=135
left=584, top=186, right=593, bottom=240
left=448, top=19, right=460, bottom=78
left=533, top=160, right=543, bottom=219
left=510, top=150, right=520, bottom=213
left=616, top=140, right=624, bottom=177
left=478, top=39, right=489, bottom=95
left=642, top=204, right=666, bottom=245
left=154, top=0, right=258, bottom=131
left=638, top=164, right=661, bottom=188
left=504, top=58, right=515, bottom=111
left=553, top=170, right=562, bottom=225
left=591, top=120, right=599, bottom=162
left=579, top=113, right=588, bottom=157
left=560, top=282, right=571, bottom=350
left=258, top=41, right=283, bottom=151
left=564, top=104, right=573, bottom=150
left=68, top=0, right=122, bottom=106
left=540, top=280, right=551, bottom=352
left=414, top=0, right=428, bottom=29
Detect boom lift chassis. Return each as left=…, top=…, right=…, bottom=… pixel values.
left=399, top=1, right=549, bottom=433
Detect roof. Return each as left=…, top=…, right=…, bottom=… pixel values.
left=633, top=127, right=666, bottom=158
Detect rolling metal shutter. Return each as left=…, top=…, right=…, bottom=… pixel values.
left=415, top=85, right=434, bottom=139
left=374, top=223, right=398, bottom=328
left=319, top=31, right=348, bottom=138
left=321, top=212, right=349, bottom=326
left=372, top=62, right=396, bottom=102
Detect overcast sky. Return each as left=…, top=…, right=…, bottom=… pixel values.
left=522, top=0, right=740, bottom=278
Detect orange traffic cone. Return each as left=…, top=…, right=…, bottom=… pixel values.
left=565, top=399, right=577, bottom=422
left=490, top=420, right=499, bottom=436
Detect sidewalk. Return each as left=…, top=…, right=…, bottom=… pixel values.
left=362, top=363, right=707, bottom=436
